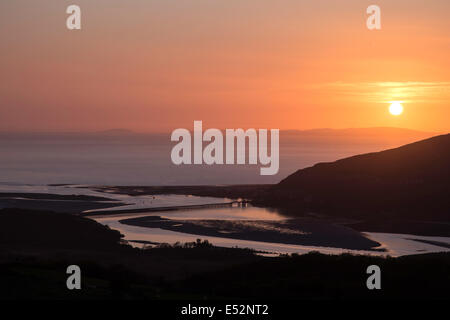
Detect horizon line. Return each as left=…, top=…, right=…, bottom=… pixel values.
left=0, top=126, right=444, bottom=135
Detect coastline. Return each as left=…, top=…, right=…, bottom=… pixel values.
left=1, top=184, right=450, bottom=239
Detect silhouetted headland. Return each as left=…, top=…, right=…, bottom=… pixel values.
left=257, top=134, right=450, bottom=222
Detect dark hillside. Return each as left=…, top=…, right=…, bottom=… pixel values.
left=262, top=134, right=450, bottom=220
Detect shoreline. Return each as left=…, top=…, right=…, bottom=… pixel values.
left=1, top=185, right=449, bottom=238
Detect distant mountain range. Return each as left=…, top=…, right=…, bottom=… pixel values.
left=284, top=127, right=437, bottom=141
left=0, top=126, right=437, bottom=148
left=260, top=134, right=450, bottom=221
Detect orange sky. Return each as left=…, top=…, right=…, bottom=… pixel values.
left=0, top=0, right=449, bottom=132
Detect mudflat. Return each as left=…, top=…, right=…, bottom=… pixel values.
left=120, top=215, right=383, bottom=251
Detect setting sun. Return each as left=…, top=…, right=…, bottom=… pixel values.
left=389, top=102, right=404, bottom=116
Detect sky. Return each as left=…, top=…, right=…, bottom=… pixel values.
left=0, top=0, right=449, bottom=132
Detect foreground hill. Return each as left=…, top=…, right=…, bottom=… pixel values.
left=262, top=134, right=450, bottom=221
left=1, top=208, right=449, bottom=300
